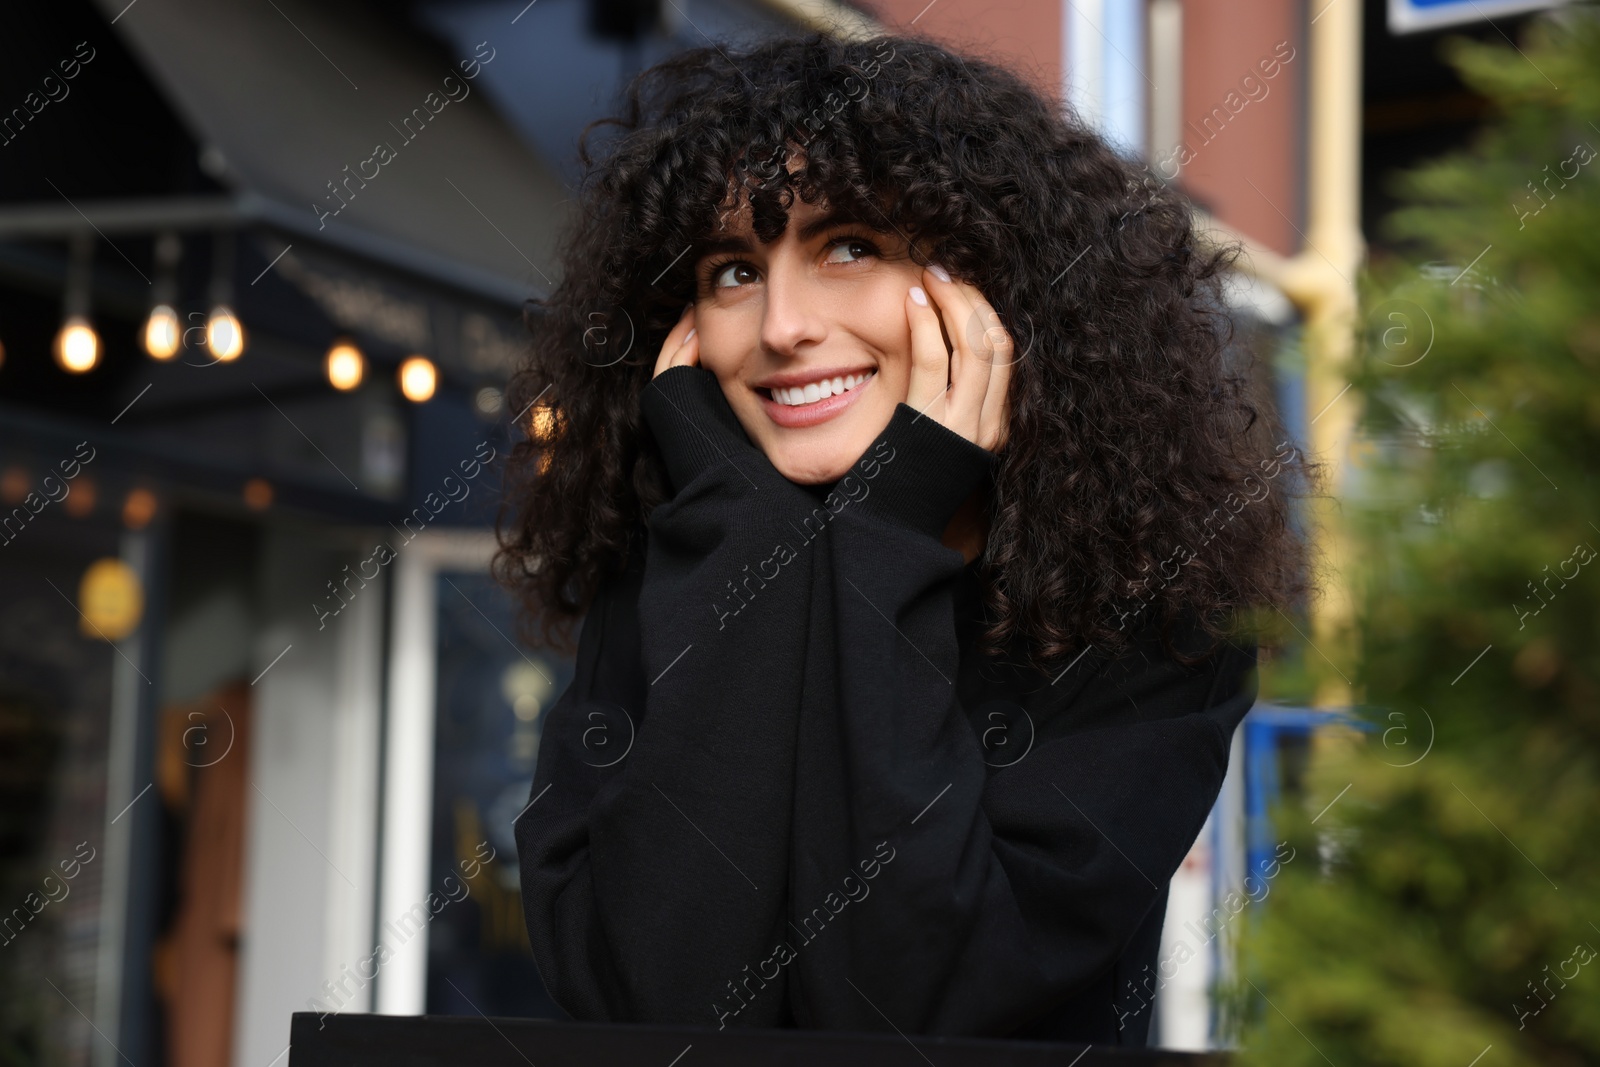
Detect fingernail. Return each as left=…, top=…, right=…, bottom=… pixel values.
left=685, top=327, right=697, bottom=341
left=909, top=286, right=928, bottom=306
left=928, top=263, right=951, bottom=283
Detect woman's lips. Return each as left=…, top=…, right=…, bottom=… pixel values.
left=756, top=372, right=875, bottom=428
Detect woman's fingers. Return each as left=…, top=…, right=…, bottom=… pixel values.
left=652, top=304, right=699, bottom=379
left=924, top=269, right=980, bottom=443
left=972, top=303, right=1014, bottom=452
left=912, top=267, right=1012, bottom=451
left=904, top=283, right=951, bottom=418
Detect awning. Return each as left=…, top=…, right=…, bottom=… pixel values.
left=94, top=0, right=569, bottom=305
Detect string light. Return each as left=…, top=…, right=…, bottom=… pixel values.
left=143, top=305, right=181, bottom=360
left=57, top=233, right=99, bottom=373
left=530, top=403, right=559, bottom=442
left=145, top=233, right=183, bottom=361
left=204, top=231, right=244, bottom=362
left=122, top=488, right=158, bottom=529
left=206, top=305, right=245, bottom=361
left=243, top=478, right=273, bottom=510
left=63, top=476, right=96, bottom=517
left=325, top=341, right=365, bottom=391
left=398, top=356, right=437, bottom=403
left=55, top=315, right=100, bottom=373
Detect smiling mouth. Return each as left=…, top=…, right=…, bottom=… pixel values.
left=756, top=370, right=877, bottom=407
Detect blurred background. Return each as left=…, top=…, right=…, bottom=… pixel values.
left=0, top=0, right=1582, bottom=1064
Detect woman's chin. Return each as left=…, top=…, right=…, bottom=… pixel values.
left=768, top=449, right=858, bottom=487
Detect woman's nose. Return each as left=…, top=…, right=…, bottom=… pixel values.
left=758, top=260, right=827, bottom=356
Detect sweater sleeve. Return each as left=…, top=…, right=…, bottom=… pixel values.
left=517, top=370, right=1258, bottom=1036
left=515, top=366, right=830, bottom=1026
left=778, top=403, right=1260, bottom=1036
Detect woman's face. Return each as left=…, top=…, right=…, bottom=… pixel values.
left=689, top=191, right=930, bottom=485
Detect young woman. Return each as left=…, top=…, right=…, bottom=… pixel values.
left=498, top=32, right=1313, bottom=1046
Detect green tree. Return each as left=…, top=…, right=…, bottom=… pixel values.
left=1223, top=9, right=1600, bottom=1066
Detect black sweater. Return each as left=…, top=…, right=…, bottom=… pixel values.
left=515, top=365, right=1259, bottom=1044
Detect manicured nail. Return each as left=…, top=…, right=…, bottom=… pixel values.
left=685, top=327, right=697, bottom=341
left=909, top=286, right=928, bottom=306
left=928, top=263, right=951, bottom=283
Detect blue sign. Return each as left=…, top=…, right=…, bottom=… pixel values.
left=1388, top=0, right=1568, bottom=34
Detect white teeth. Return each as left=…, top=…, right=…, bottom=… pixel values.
left=769, top=371, right=875, bottom=407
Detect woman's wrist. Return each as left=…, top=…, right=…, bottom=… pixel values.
left=640, top=365, right=768, bottom=495
left=842, top=402, right=999, bottom=542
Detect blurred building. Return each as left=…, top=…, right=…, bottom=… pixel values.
left=0, top=0, right=1567, bottom=1064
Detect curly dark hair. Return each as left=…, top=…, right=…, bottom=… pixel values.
left=494, top=30, right=1320, bottom=674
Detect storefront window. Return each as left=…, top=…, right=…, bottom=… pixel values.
left=0, top=507, right=123, bottom=1065
left=425, top=570, right=571, bottom=1019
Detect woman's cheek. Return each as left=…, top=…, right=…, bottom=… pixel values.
left=872, top=345, right=913, bottom=407
left=887, top=360, right=913, bottom=405
left=697, top=333, right=750, bottom=394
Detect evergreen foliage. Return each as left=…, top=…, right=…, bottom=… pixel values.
left=1225, top=9, right=1600, bottom=1066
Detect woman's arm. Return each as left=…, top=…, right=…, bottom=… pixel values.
left=517, top=365, right=1255, bottom=1034
left=780, top=401, right=1258, bottom=1036
left=515, top=365, right=835, bottom=1027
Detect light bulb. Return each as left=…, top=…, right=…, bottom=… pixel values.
left=399, top=356, right=437, bottom=403
left=243, top=478, right=273, bottom=510
left=206, top=305, right=245, bottom=361
left=530, top=403, right=558, bottom=442
left=144, top=305, right=181, bottom=360
left=122, top=488, right=158, bottom=529
left=325, top=342, right=365, bottom=391
left=54, top=316, right=100, bottom=373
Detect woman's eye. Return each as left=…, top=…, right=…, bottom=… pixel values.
left=707, top=238, right=877, bottom=290
left=825, top=239, right=875, bottom=265
left=712, top=262, right=758, bottom=289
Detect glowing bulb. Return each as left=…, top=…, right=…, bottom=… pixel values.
left=530, top=403, right=558, bottom=442
left=399, top=356, right=437, bottom=403
left=122, top=488, right=158, bottom=530
left=325, top=342, right=365, bottom=391
left=143, top=305, right=181, bottom=360
left=54, top=316, right=100, bottom=373
left=243, top=478, right=273, bottom=510
left=64, top=476, right=96, bottom=518
left=206, top=305, right=245, bottom=361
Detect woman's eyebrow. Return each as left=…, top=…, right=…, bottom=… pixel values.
left=695, top=233, right=753, bottom=258
left=695, top=209, right=887, bottom=260
left=796, top=208, right=878, bottom=241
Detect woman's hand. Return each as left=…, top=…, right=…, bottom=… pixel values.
left=905, top=267, right=1013, bottom=452
left=653, top=304, right=700, bottom=378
